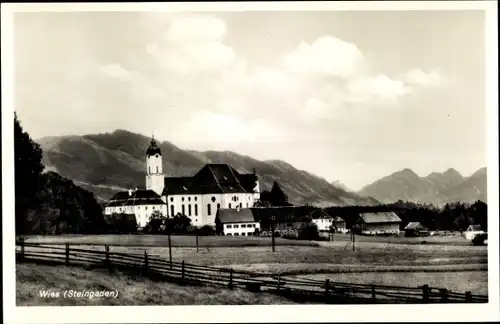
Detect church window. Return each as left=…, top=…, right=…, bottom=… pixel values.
left=182, top=197, right=185, bottom=202
left=217, top=203, right=220, bottom=210
left=207, top=204, right=211, bottom=216
left=211, top=196, right=216, bottom=202
left=188, top=204, right=192, bottom=216
left=239, top=203, right=243, bottom=208
left=182, top=205, right=185, bottom=215
left=155, top=154, right=159, bottom=158
left=170, top=205, right=174, bottom=216
left=229, top=203, right=232, bottom=209
left=195, top=204, right=198, bottom=216
left=170, top=197, right=174, bottom=202
left=145, top=207, right=148, bottom=210
left=194, top=197, right=198, bottom=201
left=188, top=197, right=191, bottom=201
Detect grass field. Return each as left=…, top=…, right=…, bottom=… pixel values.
left=21, top=234, right=319, bottom=247
left=16, top=263, right=299, bottom=306
left=291, top=271, right=488, bottom=295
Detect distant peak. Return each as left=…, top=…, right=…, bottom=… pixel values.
left=443, top=168, right=463, bottom=178
left=396, top=168, right=419, bottom=176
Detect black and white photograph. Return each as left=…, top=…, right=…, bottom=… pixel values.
left=2, top=1, right=499, bottom=323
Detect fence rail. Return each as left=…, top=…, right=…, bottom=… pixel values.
left=15, top=242, right=488, bottom=304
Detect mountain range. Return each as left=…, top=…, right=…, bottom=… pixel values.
left=37, top=130, right=379, bottom=207
left=358, top=167, right=487, bottom=205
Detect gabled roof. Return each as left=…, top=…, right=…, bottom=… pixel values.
left=358, top=212, right=402, bottom=224
left=404, top=222, right=428, bottom=230
left=162, top=164, right=256, bottom=196
left=249, top=206, right=313, bottom=226
left=217, top=208, right=257, bottom=224
left=107, top=189, right=165, bottom=207
left=466, top=224, right=483, bottom=232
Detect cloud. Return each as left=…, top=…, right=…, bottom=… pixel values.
left=282, top=36, right=365, bottom=78
left=99, top=64, right=134, bottom=81
left=404, top=69, right=443, bottom=87
left=146, top=14, right=236, bottom=74
left=347, top=74, right=410, bottom=102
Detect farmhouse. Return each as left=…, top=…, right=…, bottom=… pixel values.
left=104, top=189, right=167, bottom=228
left=464, top=224, right=485, bottom=241
left=309, top=209, right=346, bottom=233
left=404, top=222, right=429, bottom=237
left=250, top=206, right=313, bottom=237
left=355, top=212, right=402, bottom=235
left=216, top=207, right=260, bottom=236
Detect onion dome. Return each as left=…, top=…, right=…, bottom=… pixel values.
left=146, top=137, right=161, bottom=156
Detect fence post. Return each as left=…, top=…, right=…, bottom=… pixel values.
left=277, top=274, right=281, bottom=291
left=228, top=268, right=233, bottom=289
left=324, top=279, right=330, bottom=298
left=196, top=232, right=199, bottom=253
left=465, top=291, right=472, bottom=302
left=168, top=234, right=172, bottom=269
left=65, top=243, right=70, bottom=266
left=422, top=284, right=429, bottom=302
left=371, top=285, right=376, bottom=302
left=439, top=288, right=448, bottom=302
left=19, top=238, right=25, bottom=261
left=144, top=250, right=148, bottom=271
left=105, top=245, right=110, bottom=265
left=181, top=260, right=185, bottom=281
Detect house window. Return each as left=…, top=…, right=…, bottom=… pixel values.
left=170, top=205, right=174, bottom=216
left=226, top=224, right=232, bottom=229
left=241, top=224, right=247, bottom=228
left=145, top=207, right=148, bottom=210
left=152, top=206, right=155, bottom=210
left=229, top=203, right=232, bottom=209
left=195, top=204, right=198, bottom=216
left=248, top=196, right=251, bottom=200
left=226, top=233, right=232, bottom=236
left=248, top=232, right=253, bottom=236
left=207, top=204, right=211, bottom=216
left=234, top=225, right=239, bottom=228
left=241, top=233, right=246, bottom=236
left=182, top=205, right=185, bottom=215
left=234, top=233, right=239, bottom=236
left=188, top=204, right=192, bottom=216
left=170, top=197, right=174, bottom=202
left=119, top=208, right=122, bottom=212
left=239, top=203, right=242, bottom=208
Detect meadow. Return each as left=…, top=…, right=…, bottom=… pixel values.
left=21, top=234, right=319, bottom=247
left=16, top=263, right=299, bottom=306
left=18, top=234, right=488, bottom=299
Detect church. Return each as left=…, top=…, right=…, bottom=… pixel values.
left=105, top=137, right=261, bottom=228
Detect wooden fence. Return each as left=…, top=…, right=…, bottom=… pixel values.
left=16, top=242, right=488, bottom=304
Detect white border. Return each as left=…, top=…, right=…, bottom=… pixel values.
left=2, top=2, right=499, bottom=323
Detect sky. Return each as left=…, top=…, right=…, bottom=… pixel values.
left=13, top=10, right=487, bottom=190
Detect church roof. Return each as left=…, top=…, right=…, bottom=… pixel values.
left=146, top=138, right=161, bottom=156
left=107, top=189, right=165, bottom=207
left=162, top=164, right=258, bottom=196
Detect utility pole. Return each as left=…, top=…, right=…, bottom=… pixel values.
left=352, top=226, right=356, bottom=252
left=168, top=231, right=173, bottom=268
left=271, top=216, right=276, bottom=252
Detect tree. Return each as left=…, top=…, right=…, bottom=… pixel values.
left=143, top=210, right=167, bottom=234
left=270, top=181, right=289, bottom=206
left=15, top=113, right=45, bottom=234
left=297, top=222, right=319, bottom=240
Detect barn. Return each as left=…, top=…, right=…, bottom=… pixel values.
left=404, top=222, right=429, bottom=237
left=250, top=206, right=313, bottom=237
left=355, top=212, right=402, bottom=235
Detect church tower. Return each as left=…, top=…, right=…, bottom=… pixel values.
left=145, top=136, right=164, bottom=196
